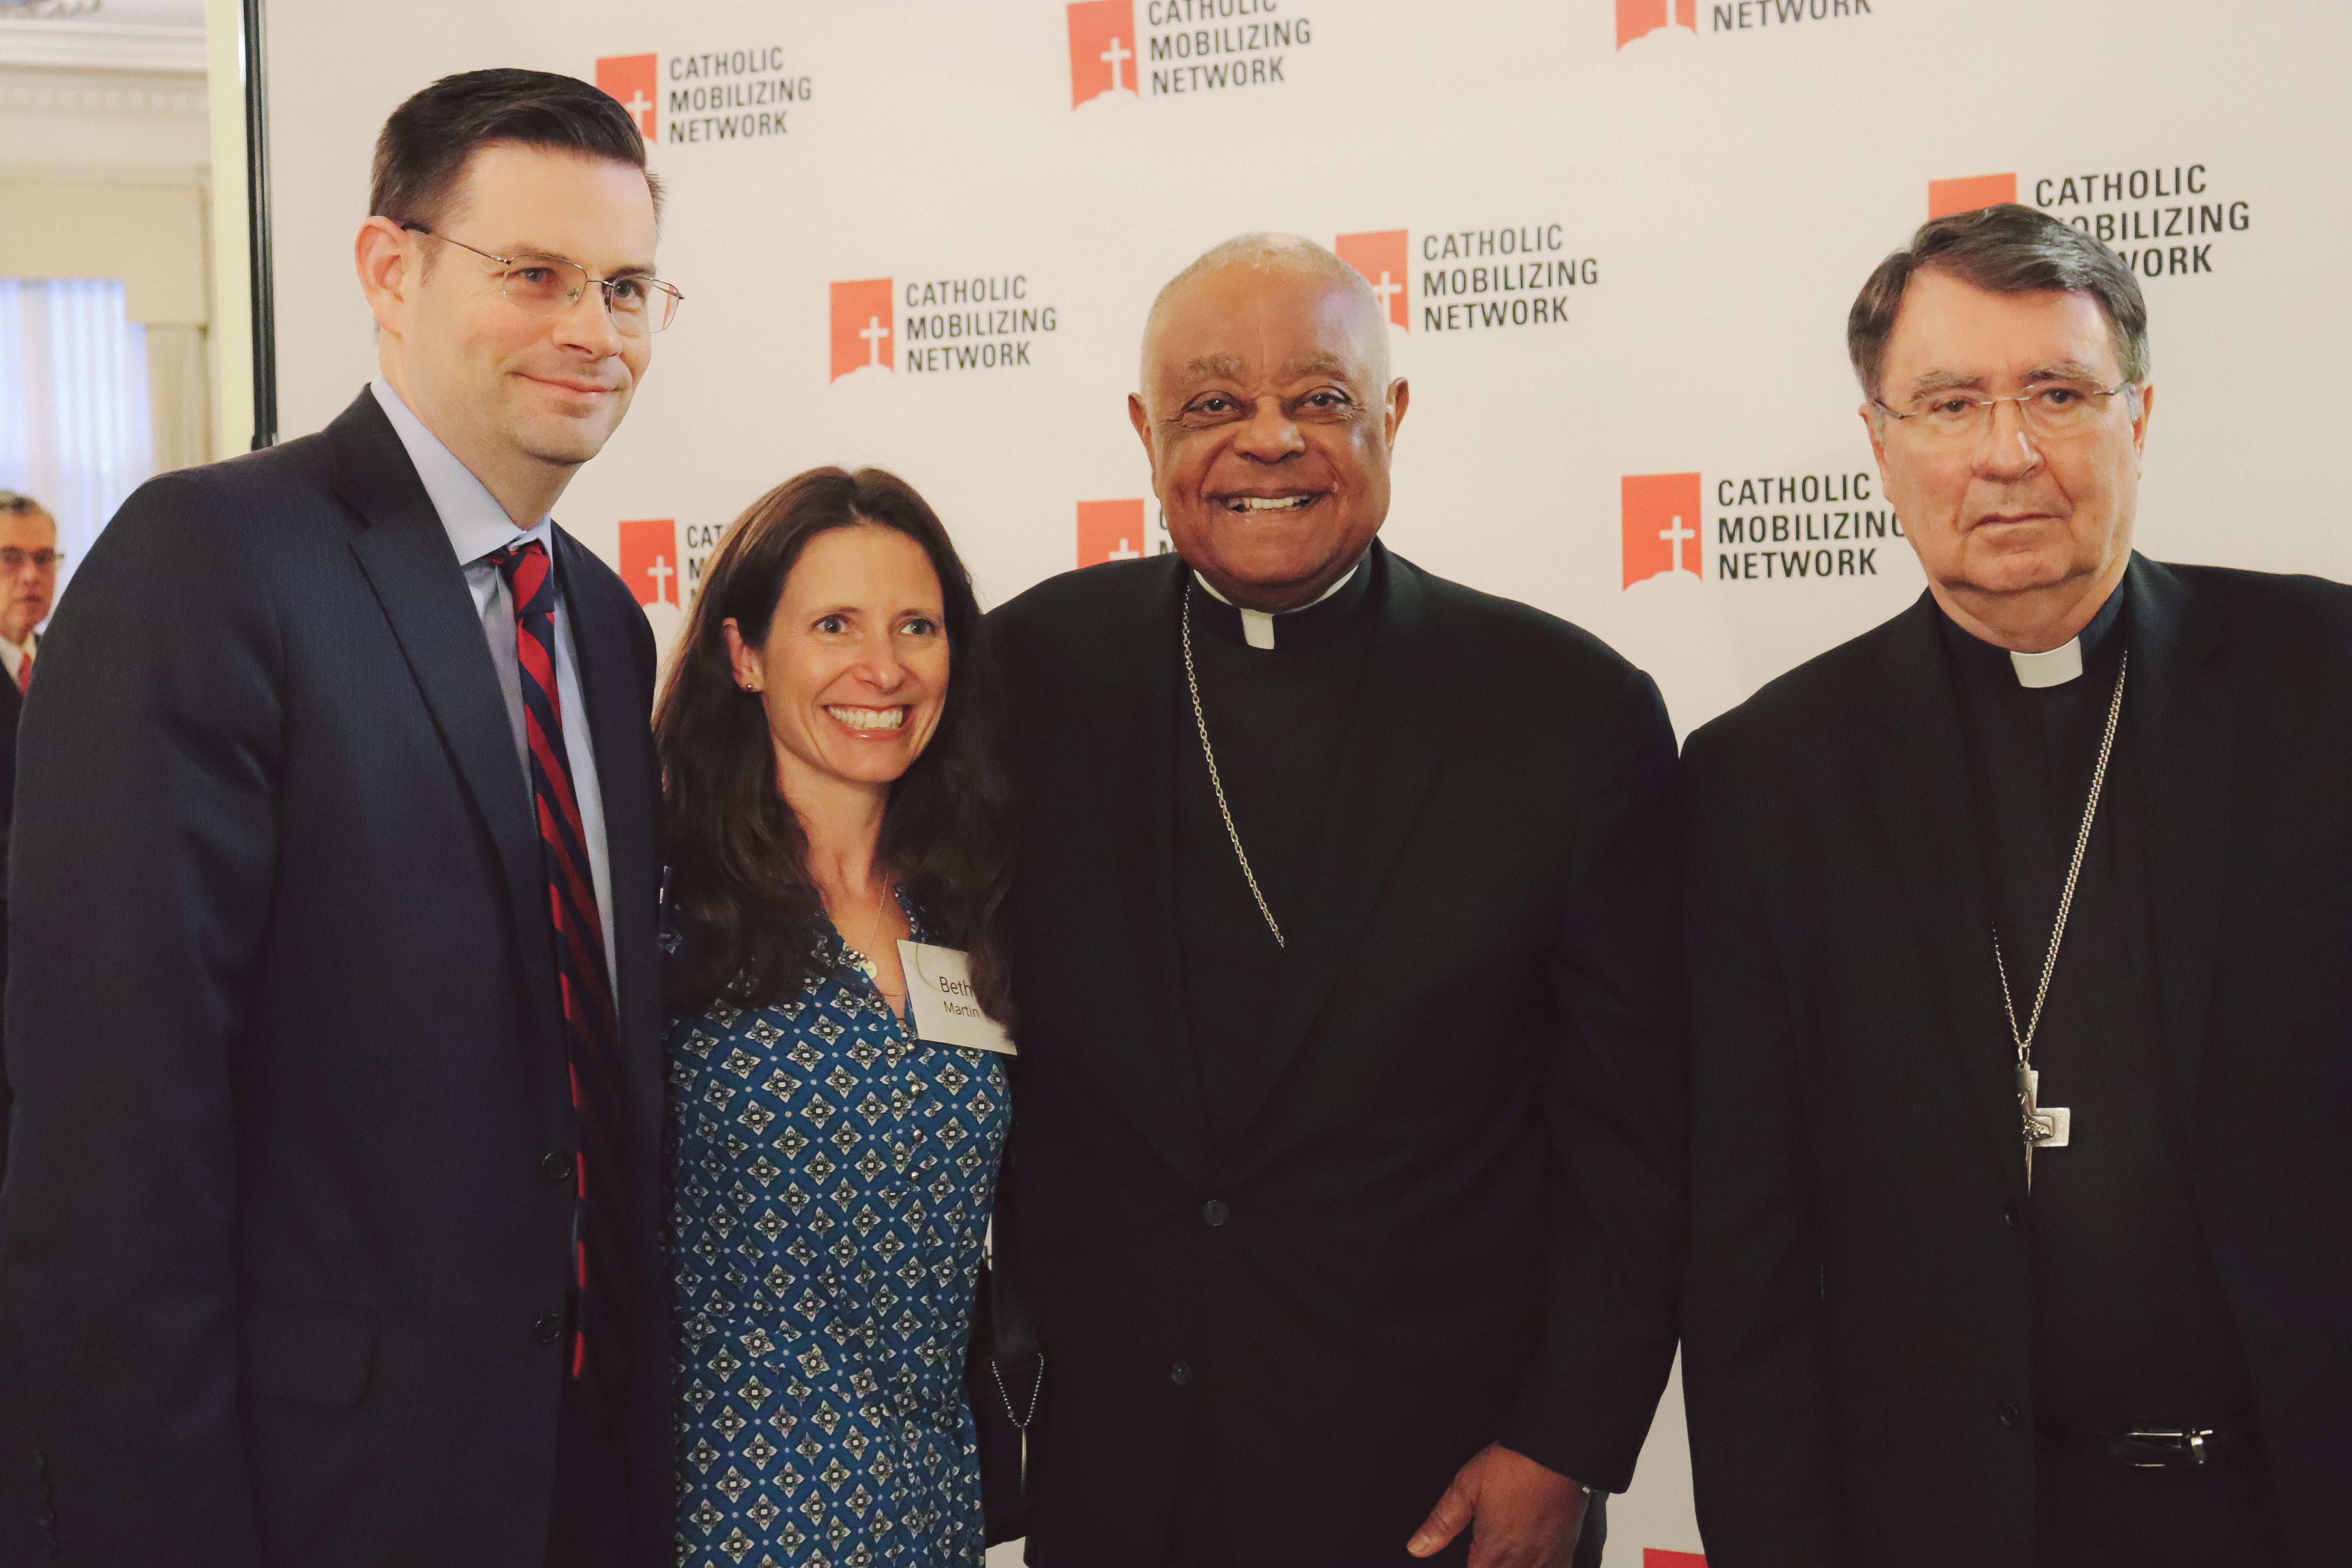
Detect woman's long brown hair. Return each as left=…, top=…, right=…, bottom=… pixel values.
left=655, top=467, right=1016, bottom=1022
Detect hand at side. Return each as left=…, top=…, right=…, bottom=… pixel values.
left=1406, top=1442, right=1589, bottom=1568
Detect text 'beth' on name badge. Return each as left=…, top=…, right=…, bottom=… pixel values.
left=897, top=940, right=1016, bottom=1056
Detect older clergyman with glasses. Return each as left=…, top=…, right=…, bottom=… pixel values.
left=0, top=71, right=678, bottom=1567
left=1680, top=202, right=2352, bottom=1568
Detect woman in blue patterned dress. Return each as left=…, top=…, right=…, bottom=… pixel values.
left=653, top=468, right=1016, bottom=1568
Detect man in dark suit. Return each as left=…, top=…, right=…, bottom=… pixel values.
left=991, top=235, right=1685, bottom=1568
left=0, top=71, right=683, bottom=1566
left=0, top=490, right=53, bottom=715
left=1681, top=204, right=2348, bottom=1568
left=0, top=490, right=57, bottom=1183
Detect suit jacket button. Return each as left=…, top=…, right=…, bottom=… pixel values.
left=1997, top=1401, right=2023, bottom=1429
left=532, top=1314, right=564, bottom=1346
left=541, top=1151, right=574, bottom=1183
left=1201, top=1199, right=1230, bottom=1227
left=2003, top=1203, right=2022, bottom=1230
left=1170, top=1360, right=1194, bottom=1387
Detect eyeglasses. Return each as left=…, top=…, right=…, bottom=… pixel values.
left=1874, top=380, right=2138, bottom=443
left=402, top=225, right=684, bottom=335
left=0, top=549, right=63, bottom=573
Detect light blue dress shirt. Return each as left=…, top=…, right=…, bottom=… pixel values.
left=370, top=377, right=617, bottom=982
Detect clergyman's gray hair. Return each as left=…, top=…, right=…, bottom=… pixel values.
left=0, top=492, right=51, bottom=520
left=1848, top=203, right=2149, bottom=403
left=1139, top=232, right=1385, bottom=389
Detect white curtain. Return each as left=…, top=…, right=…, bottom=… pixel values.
left=0, top=278, right=155, bottom=603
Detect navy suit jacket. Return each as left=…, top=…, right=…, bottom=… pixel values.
left=0, top=392, right=670, bottom=1566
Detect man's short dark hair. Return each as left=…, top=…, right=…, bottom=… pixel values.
left=0, top=492, right=51, bottom=521
left=370, top=68, right=661, bottom=234
left=1848, top=203, right=2148, bottom=402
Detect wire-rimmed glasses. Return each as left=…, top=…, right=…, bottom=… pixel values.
left=1873, top=379, right=2138, bottom=444
left=402, top=224, right=683, bottom=335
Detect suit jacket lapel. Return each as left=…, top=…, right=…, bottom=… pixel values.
left=332, top=391, right=563, bottom=1048
left=2122, top=554, right=2234, bottom=1131
left=1219, top=547, right=1460, bottom=1158
left=1860, top=594, right=2027, bottom=1201
left=1071, top=557, right=1216, bottom=1183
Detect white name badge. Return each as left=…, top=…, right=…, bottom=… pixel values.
left=897, top=940, right=1016, bottom=1055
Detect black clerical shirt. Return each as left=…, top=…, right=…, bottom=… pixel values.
left=1162, top=557, right=1381, bottom=1566
left=1938, top=583, right=2256, bottom=1430
left=1172, top=554, right=1378, bottom=1154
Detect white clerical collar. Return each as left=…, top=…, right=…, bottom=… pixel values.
left=1192, top=562, right=1361, bottom=651
left=2009, top=639, right=2085, bottom=689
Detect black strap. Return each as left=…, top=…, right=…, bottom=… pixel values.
left=967, top=1116, right=1040, bottom=1543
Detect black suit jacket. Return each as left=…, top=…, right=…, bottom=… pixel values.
left=1680, top=555, right=2352, bottom=1568
left=991, top=545, right=1685, bottom=1568
left=0, top=660, right=21, bottom=1182
left=0, top=392, right=670, bottom=1566
left=0, top=657, right=22, bottom=866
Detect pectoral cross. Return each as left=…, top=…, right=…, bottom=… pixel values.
left=2019, top=1064, right=2071, bottom=1190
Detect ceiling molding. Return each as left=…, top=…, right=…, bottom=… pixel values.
left=0, top=158, right=210, bottom=184
left=0, top=72, right=206, bottom=114
left=0, top=19, right=206, bottom=74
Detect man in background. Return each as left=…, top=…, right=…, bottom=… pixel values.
left=0, top=490, right=55, bottom=1182
left=1681, top=204, right=2350, bottom=1567
left=0, top=492, right=52, bottom=700
left=0, top=71, right=678, bottom=1566
left=993, top=235, right=1685, bottom=1568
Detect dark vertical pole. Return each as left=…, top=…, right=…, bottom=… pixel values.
left=242, top=0, right=277, bottom=450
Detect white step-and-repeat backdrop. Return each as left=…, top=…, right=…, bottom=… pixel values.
left=258, top=2, right=2352, bottom=1560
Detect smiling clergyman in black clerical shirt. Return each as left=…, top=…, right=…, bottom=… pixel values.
left=988, top=234, right=1686, bottom=1568
left=1682, top=203, right=2352, bottom=1568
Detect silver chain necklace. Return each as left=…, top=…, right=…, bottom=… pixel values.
left=1180, top=581, right=1283, bottom=948
left=1991, top=648, right=2128, bottom=1190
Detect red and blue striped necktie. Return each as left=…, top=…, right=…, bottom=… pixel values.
left=487, top=538, right=630, bottom=1404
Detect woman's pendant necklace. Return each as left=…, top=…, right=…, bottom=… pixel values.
left=853, top=876, right=891, bottom=982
